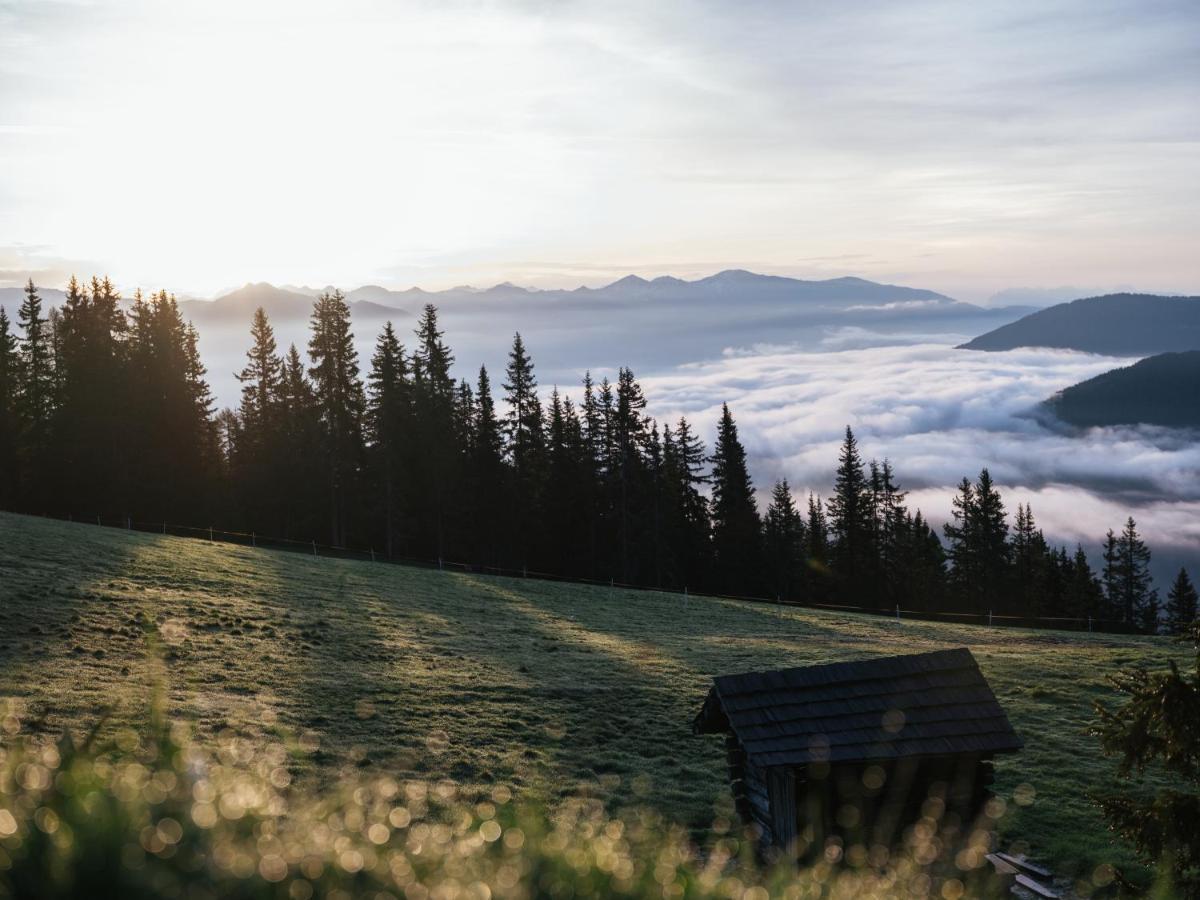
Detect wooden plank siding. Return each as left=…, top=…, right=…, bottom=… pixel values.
left=694, top=648, right=1022, bottom=855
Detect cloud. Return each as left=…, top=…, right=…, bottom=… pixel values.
left=1, top=0, right=1197, bottom=297
left=641, top=342, right=1200, bottom=570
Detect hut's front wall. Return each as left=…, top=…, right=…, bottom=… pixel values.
left=730, top=753, right=997, bottom=860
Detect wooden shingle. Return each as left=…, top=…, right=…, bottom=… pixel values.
left=694, top=648, right=1021, bottom=766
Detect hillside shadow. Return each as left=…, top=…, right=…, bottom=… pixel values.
left=0, top=516, right=167, bottom=736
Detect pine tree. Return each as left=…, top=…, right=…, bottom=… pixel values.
left=661, top=416, right=711, bottom=591
left=872, top=459, right=907, bottom=606
left=612, top=367, right=648, bottom=582
left=1102, top=529, right=1121, bottom=623
left=0, top=308, right=20, bottom=507
left=308, top=290, right=365, bottom=546
left=1112, top=517, right=1157, bottom=632
left=237, top=308, right=282, bottom=434
left=466, top=366, right=506, bottom=567
left=1165, top=568, right=1199, bottom=635
left=826, top=427, right=875, bottom=604
left=1064, top=544, right=1105, bottom=622
left=410, top=304, right=459, bottom=560
left=764, top=479, right=806, bottom=602
left=51, top=275, right=130, bottom=515
left=1092, top=623, right=1200, bottom=893
left=16, top=280, right=53, bottom=501
left=1011, top=503, right=1050, bottom=618
left=806, top=492, right=831, bottom=601
left=944, top=469, right=1010, bottom=616
left=278, top=344, right=324, bottom=539
left=502, top=332, right=544, bottom=570
left=894, top=510, right=946, bottom=612
left=709, top=404, right=760, bottom=594
left=227, top=308, right=285, bottom=531
left=366, top=322, right=410, bottom=557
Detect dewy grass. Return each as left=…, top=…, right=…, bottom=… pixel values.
left=0, top=512, right=1187, bottom=893
left=0, top=713, right=1013, bottom=899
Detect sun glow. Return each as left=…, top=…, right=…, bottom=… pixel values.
left=1, top=0, right=1197, bottom=297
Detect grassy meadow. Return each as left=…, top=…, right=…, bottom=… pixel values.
left=0, top=510, right=1186, bottom=886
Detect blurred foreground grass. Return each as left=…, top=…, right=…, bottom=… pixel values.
left=0, top=512, right=1187, bottom=891
left=1, top=712, right=1014, bottom=899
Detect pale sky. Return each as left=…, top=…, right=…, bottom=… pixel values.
left=1, top=0, right=1197, bottom=300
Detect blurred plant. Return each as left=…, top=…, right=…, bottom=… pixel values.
left=1, top=706, right=1010, bottom=899
left=1093, top=622, right=1200, bottom=895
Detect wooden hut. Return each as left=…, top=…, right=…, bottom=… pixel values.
left=693, top=648, right=1022, bottom=856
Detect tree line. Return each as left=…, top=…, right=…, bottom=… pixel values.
left=1, top=278, right=1195, bottom=634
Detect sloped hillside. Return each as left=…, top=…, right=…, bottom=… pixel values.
left=0, top=511, right=1183, bottom=881
left=1046, top=350, right=1200, bottom=428
left=960, top=293, right=1200, bottom=354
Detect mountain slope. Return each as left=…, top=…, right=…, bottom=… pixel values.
left=960, top=293, right=1200, bottom=354
left=0, top=510, right=1183, bottom=880
left=1045, top=351, right=1200, bottom=428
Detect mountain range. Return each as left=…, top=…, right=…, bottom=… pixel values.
left=2, top=270, right=1030, bottom=322
left=1, top=271, right=1037, bottom=405
left=960, top=293, right=1200, bottom=355
left=175, top=270, right=1002, bottom=325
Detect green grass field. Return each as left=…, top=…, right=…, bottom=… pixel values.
left=0, top=510, right=1184, bottom=885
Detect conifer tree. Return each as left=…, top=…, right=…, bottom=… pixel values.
left=466, top=366, right=506, bottom=567
left=661, top=416, right=711, bottom=591
left=52, top=275, right=130, bottom=515
left=1165, top=568, right=1199, bottom=636
left=410, top=304, right=458, bottom=560
left=0, top=309, right=19, bottom=507
left=764, top=478, right=806, bottom=602
left=1011, top=503, right=1049, bottom=618
left=16, top=280, right=53, bottom=500
left=709, top=403, right=760, bottom=594
left=366, top=322, right=410, bottom=557
left=806, top=492, right=831, bottom=600
left=894, top=510, right=946, bottom=611
left=612, top=367, right=648, bottom=582
left=1102, top=529, right=1121, bottom=622
left=237, top=308, right=282, bottom=434
left=826, top=427, right=875, bottom=604
left=227, top=308, right=284, bottom=530
left=870, top=459, right=907, bottom=605
left=944, top=469, right=1010, bottom=615
left=1065, top=544, right=1105, bottom=621
left=502, top=332, right=544, bottom=570
left=277, top=344, right=324, bottom=538
left=1093, top=623, right=1200, bottom=893
left=308, top=290, right=365, bottom=546
left=1112, top=517, right=1157, bottom=631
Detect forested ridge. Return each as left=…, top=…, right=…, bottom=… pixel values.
left=1, top=278, right=1192, bottom=634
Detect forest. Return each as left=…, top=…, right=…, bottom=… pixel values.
left=1, top=278, right=1195, bottom=634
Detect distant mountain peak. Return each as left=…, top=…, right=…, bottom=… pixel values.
left=606, top=274, right=651, bottom=289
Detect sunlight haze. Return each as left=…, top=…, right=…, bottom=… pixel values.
left=2, top=0, right=1197, bottom=298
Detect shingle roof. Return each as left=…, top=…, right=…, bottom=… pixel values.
left=693, top=648, right=1022, bottom=766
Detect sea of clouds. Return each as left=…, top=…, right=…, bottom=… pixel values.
left=642, top=337, right=1200, bottom=587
